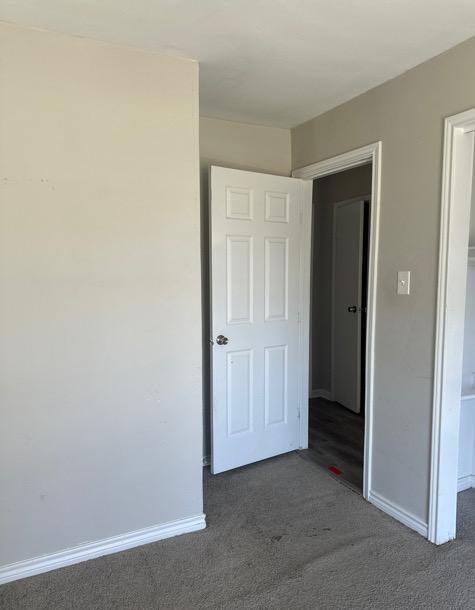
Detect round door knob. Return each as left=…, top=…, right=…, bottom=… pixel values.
left=216, top=335, right=229, bottom=345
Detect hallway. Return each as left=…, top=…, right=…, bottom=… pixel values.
left=307, top=397, right=365, bottom=491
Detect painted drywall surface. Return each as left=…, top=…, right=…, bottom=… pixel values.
left=458, top=397, right=474, bottom=483
left=200, top=117, right=291, bottom=459
left=0, top=23, right=202, bottom=566
left=460, top=257, right=475, bottom=484
left=473, top=407, right=475, bottom=480
left=200, top=117, right=291, bottom=176
left=311, top=165, right=372, bottom=394
left=462, top=267, right=475, bottom=393
left=458, top=167, right=475, bottom=485
left=292, top=36, right=475, bottom=523
left=470, top=157, right=475, bottom=246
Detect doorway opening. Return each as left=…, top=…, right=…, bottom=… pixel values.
left=293, top=142, right=381, bottom=506
left=306, top=165, right=372, bottom=492
left=430, top=108, right=475, bottom=544
left=208, top=143, right=382, bottom=516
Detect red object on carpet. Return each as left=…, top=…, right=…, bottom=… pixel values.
left=328, top=465, right=342, bottom=476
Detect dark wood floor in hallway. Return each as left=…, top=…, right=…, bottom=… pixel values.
left=304, top=397, right=365, bottom=491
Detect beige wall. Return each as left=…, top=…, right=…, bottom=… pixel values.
left=200, top=117, right=291, bottom=458
left=0, top=23, right=203, bottom=566
left=200, top=117, right=291, bottom=177
left=311, top=164, right=372, bottom=393
left=470, top=159, right=475, bottom=246
left=293, top=36, right=475, bottom=523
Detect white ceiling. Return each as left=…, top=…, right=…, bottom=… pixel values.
left=2, top=1, right=475, bottom=128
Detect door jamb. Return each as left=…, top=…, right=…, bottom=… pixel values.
left=428, top=108, right=475, bottom=544
left=293, top=141, right=382, bottom=501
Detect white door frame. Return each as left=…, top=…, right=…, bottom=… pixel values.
left=293, top=141, right=382, bottom=500
left=428, top=108, right=475, bottom=544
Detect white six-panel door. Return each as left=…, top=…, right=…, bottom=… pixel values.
left=210, top=166, right=311, bottom=474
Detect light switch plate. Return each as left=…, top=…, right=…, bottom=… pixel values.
left=397, top=271, right=411, bottom=295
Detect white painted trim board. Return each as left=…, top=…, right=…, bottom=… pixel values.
left=0, top=514, right=206, bottom=585
left=310, top=389, right=333, bottom=401
left=458, top=475, right=475, bottom=492
left=368, top=491, right=428, bottom=538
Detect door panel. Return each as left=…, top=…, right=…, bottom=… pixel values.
left=227, top=235, right=253, bottom=324
left=210, top=166, right=311, bottom=474
left=332, top=200, right=365, bottom=413
left=265, top=237, right=288, bottom=321
left=226, top=349, right=253, bottom=435
left=264, top=345, right=288, bottom=426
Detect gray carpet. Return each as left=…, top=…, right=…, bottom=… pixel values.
left=2, top=452, right=475, bottom=609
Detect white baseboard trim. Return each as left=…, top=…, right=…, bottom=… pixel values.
left=310, top=388, right=333, bottom=401
left=458, top=474, right=475, bottom=492
left=368, top=491, right=428, bottom=538
left=0, top=513, right=206, bottom=585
